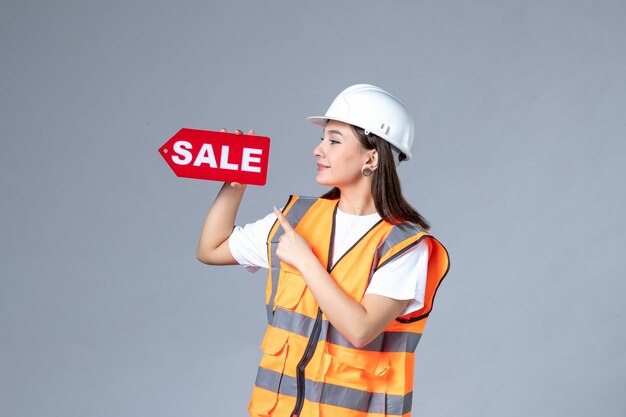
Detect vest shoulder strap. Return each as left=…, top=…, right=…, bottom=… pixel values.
left=374, top=223, right=450, bottom=323
left=267, top=195, right=327, bottom=243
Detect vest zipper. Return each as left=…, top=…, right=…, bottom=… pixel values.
left=291, top=203, right=337, bottom=417
left=291, top=308, right=323, bottom=417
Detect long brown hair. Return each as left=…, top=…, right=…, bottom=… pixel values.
left=321, top=125, right=430, bottom=230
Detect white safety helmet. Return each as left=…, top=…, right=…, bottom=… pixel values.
left=307, top=84, right=415, bottom=162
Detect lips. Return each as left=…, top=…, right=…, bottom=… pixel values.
left=317, top=163, right=330, bottom=170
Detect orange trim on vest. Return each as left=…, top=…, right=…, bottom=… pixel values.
left=249, top=196, right=450, bottom=417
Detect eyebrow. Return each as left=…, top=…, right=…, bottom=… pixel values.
left=325, top=129, right=344, bottom=136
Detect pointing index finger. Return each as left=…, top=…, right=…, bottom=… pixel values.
left=273, top=207, right=294, bottom=233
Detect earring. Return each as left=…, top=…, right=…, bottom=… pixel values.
left=362, top=166, right=373, bottom=177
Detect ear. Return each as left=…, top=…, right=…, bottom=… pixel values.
left=365, top=149, right=379, bottom=171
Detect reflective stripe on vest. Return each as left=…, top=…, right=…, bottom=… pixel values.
left=255, top=367, right=413, bottom=416
left=250, top=195, right=450, bottom=417
left=270, top=308, right=422, bottom=353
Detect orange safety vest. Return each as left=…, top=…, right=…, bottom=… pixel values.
left=249, top=196, right=450, bottom=417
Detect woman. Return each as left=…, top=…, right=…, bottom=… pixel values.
left=196, top=84, right=450, bottom=417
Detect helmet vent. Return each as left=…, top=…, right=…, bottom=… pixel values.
left=380, top=123, right=390, bottom=134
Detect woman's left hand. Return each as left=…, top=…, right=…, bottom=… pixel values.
left=273, top=207, right=317, bottom=271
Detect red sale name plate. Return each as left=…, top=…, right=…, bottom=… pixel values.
left=158, top=129, right=271, bottom=185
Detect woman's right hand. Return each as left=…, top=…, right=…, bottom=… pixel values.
left=221, top=128, right=255, bottom=189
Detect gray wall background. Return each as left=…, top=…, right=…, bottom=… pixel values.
left=1, top=1, right=625, bottom=416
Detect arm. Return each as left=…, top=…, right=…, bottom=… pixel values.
left=273, top=208, right=410, bottom=348
left=195, top=129, right=252, bottom=266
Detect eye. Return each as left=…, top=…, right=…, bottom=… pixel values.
left=320, top=137, right=340, bottom=145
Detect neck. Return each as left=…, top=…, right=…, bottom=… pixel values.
left=337, top=184, right=376, bottom=216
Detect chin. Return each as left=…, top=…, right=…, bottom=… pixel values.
left=315, top=176, right=335, bottom=187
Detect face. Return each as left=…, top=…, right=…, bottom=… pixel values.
left=313, top=120, right=375, bottom=188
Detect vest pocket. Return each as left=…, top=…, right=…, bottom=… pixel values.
left=259, top=326, right=289, bottom=356
left=250, top=329, right=290, bottom=416
left=319, top=353, right=391, bottom=414
left=273, top=270, right=307, bottom=310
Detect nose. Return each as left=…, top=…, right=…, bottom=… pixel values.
left=313, top=140, right=324, bottom=158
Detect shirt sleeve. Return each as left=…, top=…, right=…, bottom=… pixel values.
left=228, top=211, right=277, bottom=272
left=364, top=240, right=429, bottom=316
